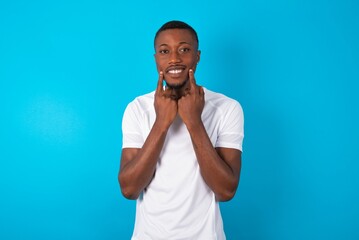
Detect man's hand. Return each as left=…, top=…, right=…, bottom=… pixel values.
left=178, top=69, right=205, bottom=130
left=154, top=71, right=178, bottom=129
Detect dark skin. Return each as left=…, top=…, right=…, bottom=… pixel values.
left=118, top=29, right=241, bottom=201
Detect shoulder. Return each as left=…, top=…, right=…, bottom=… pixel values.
left=125, top=91, right=155, bottom=113
left=203, top=87, right=243, bottom=113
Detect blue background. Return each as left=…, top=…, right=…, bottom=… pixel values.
left=1, top=0, right=358, bottom=239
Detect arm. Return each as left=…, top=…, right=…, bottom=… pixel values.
left=119, top=122, right=168, bottom=200
left=178, top=69, right=242, bottom=201
left=188, top=123, right=241, bottom=202
left=118, top=72, right=178, bottom=199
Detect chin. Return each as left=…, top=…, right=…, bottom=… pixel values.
left=165, top=79, right=188, bottom=90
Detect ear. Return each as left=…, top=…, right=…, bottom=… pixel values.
left=154, top=52, right=160, bottom=66
left=196, top=50, right=201, bottom=63
left=154, top=52, right=162, bottom=73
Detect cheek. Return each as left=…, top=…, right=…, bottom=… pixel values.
left=155, top=59, right=164, bottom=72
left=187, top=54, right=199, bottom=66
left=155, top=57, right=167, bottom=71
left=190, top=59, right=198, bottom=70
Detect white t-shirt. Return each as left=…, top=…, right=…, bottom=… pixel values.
left=122, top=88, right=244, bottom=240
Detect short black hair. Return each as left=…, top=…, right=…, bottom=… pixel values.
left=154, top=20, right=199, bottom=48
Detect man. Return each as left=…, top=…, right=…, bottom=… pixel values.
left=118, top=20, right=244, bottom=240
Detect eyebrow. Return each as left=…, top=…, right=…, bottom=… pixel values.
left=179, top=41, right=191, bottom=45
left=158, top=41, right=191, bottom=48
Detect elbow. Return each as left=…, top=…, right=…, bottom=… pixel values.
left=121, top=187, right=140, bottom=200
left=118, top=174, right=140, bottom=200
left=216, top=189, right=236, bottom=202
left=216, top=181, right=239, bottom=202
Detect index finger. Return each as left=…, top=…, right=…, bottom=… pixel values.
left=189, top=69, right=197, bottom=92
left=156, top=71, right=164, bottom=94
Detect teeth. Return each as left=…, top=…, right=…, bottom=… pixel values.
left=168, top=69, right=183, bottom=74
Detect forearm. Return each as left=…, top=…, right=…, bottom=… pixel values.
left=188, top=122, right=239, bottom=201
left=119, top=121, right=168, bottom=199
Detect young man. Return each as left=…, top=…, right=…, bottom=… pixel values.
left=118, top=20, right=244, bottom=240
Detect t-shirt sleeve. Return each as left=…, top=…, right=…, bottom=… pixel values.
left=122, top=101, right=144, bottom=149
left=215, top=101, right=244, bottom=151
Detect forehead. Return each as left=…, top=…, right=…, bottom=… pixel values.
left=155, top=29, right=197, bottom=47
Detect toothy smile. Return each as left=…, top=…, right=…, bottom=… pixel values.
left=168, top=69, right=183, bottom=74
left=166, top=65, right=186, bottom=75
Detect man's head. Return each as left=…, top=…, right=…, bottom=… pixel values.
left=154, top=20, right=201, bottom=90
left=154, top=21, right=199, bottom=49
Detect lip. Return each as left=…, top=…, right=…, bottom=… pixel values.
left=165, top=65, right=186, bottom=74
left=165, top=65, right=186, bottom=79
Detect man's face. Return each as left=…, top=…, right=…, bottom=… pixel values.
left=154, top=29, right=200, bottom=89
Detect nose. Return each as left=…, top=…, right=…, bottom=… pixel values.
left=169, top=51, right=181, bottom=64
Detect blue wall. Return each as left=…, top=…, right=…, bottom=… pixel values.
left=1, top=0, right=358, bottom=239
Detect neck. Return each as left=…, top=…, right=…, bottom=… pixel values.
left=166, top=79, right=192, bottom=100
left=168, top=87, right=186, bottom=100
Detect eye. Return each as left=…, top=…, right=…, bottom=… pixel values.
left=179, top=48, right=190, bottom=53
left=158, top=49, right=169, bottom=54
